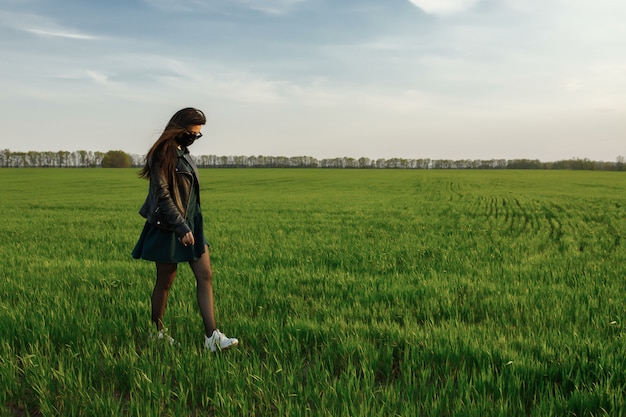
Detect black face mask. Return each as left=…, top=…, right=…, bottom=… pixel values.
left=176, top=132, right=202, bottom=147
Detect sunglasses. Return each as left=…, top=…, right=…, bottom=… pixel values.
left=187, top=132, right=203, bottom=140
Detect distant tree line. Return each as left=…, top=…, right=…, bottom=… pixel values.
left=0, top=149, right=624, bottom=171
left=0, top=150, right=134, bottom=168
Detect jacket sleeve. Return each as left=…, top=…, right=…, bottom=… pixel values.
left=149, top=167, right=192, bottom=238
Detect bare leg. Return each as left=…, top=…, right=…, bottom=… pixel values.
left=152, top=262, right=178, bottom=331
left=189, top=245, right=216, bottom=336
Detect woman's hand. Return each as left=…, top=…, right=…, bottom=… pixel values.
left=180, top=232, right=195, bottom=247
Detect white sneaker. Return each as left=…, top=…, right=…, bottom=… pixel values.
left=152, top=328, right=176, bottom=346
left=204, top=329, right=238, bottom=352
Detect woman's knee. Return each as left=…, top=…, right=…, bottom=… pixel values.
left=191, top=250, right=213, bottom=283
left=196, top=267, right=213, bottom=284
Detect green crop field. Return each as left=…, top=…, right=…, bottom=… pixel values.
left=1, top=168, right=625, bottom=416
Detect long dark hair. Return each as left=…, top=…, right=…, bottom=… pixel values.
left=139, top=107, right=206, bottom=180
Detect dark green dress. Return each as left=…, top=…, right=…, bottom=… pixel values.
left=132, top=152, right=209, bottom=263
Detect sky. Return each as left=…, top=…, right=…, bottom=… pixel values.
left=1, top=0, right=625, bottom=161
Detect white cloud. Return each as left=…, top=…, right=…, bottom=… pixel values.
left=407, top=0, right=482, bottom=15
left=141, top=0, right=306, bottom=14
left=85, top=71, right=113, bottom=85
left=358, top=38, right=407, bottom=52
left=23, top=28, right=100, bottom=40
left=233, top=0, right=307, bottom=15
left=0, top=11, right=102, bottom=40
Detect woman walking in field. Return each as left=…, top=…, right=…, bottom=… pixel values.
left=132, top=107, right=238, bottom=352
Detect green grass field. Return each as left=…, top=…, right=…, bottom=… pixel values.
left=1, top=168, right=625, bottom=416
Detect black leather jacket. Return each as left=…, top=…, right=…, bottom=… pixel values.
left=138, top=150, right=200, bottom=238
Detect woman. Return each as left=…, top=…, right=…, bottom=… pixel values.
left=132, top=107, right=238, bottom=352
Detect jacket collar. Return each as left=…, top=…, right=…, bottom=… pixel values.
left=178, top=149, right=200, bottom=180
